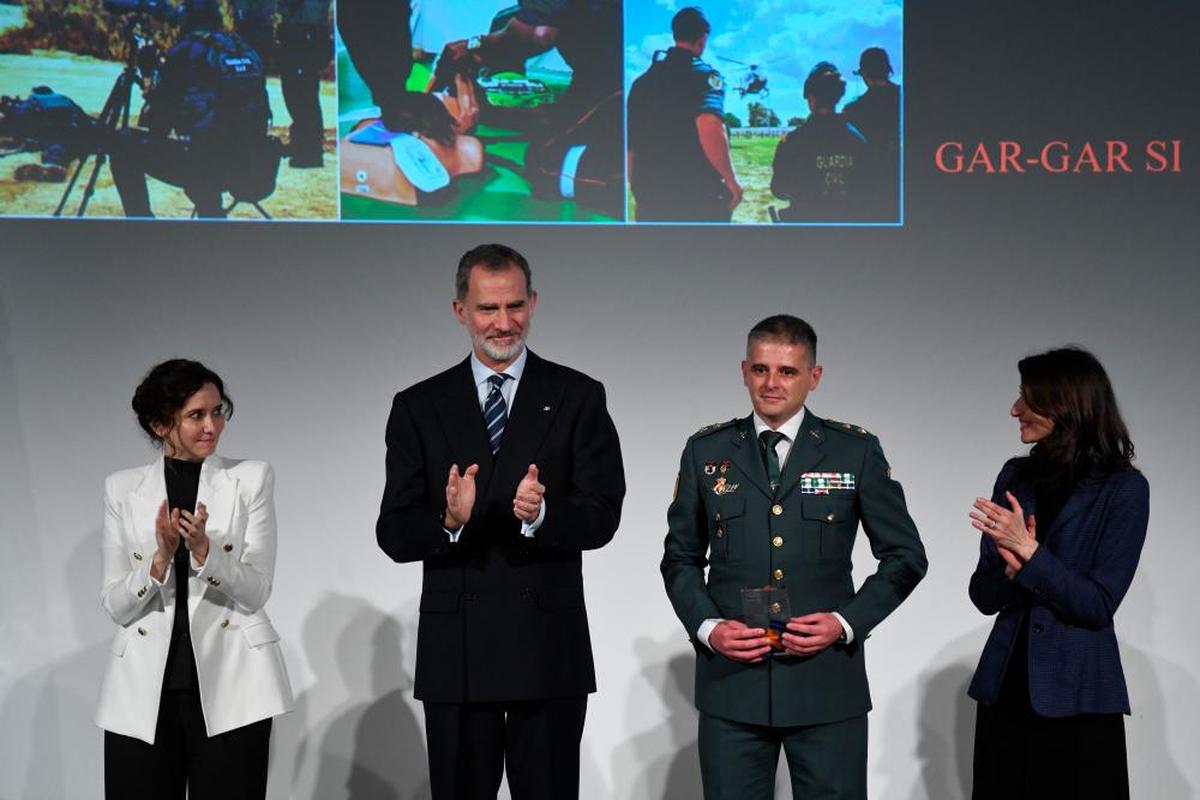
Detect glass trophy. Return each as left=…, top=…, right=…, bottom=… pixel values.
left=740, top=585, right=791, bottom=653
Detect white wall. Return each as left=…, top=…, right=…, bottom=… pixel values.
left=1, top=213, right=1197, bottom=798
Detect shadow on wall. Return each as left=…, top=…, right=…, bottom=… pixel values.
left=274, top=592, right=429, bottom=800
left=0, top=288, right=62, bottom=797
left=0, top=530, right=110, bottom=799
left=879, top=586, right=1197, bottom=800
left=1119, top=581, right=1195, bottom=798
left=611, top=637, right=704, bottom=800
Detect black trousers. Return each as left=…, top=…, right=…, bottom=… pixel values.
left=104, top=689, right=272, bottom=800
left=277, top=22, right=332, bottom=157
left=109, top=132, right=225, bottom=218
left=423, top=695, right=587, bottom=800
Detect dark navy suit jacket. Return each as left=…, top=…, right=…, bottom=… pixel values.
left=967, top=458, right=1149, bottom=716
left=376, top=350, right=625, bottom=704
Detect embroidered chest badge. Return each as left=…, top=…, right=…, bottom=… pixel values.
left=712, top=476, right=740, bottom=496
left=800, top=472, right=856, bottom=495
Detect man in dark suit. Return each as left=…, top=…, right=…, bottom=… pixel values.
left=377, top=243, right=625, bottom=800
left=662, top=314, right=927, bottom=799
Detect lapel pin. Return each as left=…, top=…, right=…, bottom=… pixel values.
left=542, top=405, right=551, bottom=412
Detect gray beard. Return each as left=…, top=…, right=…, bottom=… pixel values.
left=478, top=334, right=526, bottom=363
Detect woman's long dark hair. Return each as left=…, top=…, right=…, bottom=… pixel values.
left=1018, top=346, right=1135, bottom=490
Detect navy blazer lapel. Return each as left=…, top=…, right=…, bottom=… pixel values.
left=490, top=351, right=564, bottom=495
left=727, top=416, right=772, bottom=499
left=435, top=357, right=494, bottom=488
left=775, top=412, right=827, bottom=503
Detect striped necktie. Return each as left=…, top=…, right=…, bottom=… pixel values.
left=484, top=373, right=513, bottom=454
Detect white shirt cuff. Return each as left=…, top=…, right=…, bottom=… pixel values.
left=832, top=611, right=854, bottom=644
left=520, top=500, right=546, bottom=538
left=697, top=618, right=722, bottom=650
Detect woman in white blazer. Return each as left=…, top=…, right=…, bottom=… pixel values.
left=97, top=359, right=292, bottom=799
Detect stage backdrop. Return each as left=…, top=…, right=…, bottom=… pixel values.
left=2, top=1, right=1198, bottom=798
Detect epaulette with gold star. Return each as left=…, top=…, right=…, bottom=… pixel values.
left=823, top=418, right=871, bottom=438
left=690, top=418, right=740, bottom=439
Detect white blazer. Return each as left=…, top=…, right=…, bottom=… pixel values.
left=95, top=455, right=294, bottom=744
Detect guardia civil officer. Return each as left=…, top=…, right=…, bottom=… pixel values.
left=662, top=314, right=927, bottom=799
left=627, top=6, right=742, bottom=222
left=770, top=63, right=870, bottom=222
left=428, top=0, right=625, bottom=216
left=842, top=47, right=900, bottom=219
left=230, top=0, right=332, bottom=168
left=109, top=0, right=276, bottom=218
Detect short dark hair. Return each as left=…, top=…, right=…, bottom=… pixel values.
left=804, top=62, right=846, bottom=109
left=672, top=7, right=710, bottom=43
left=131, top=358, right=233, bottom=446
left=1018, top=346, right=1134, bottom=487
left=455, top=243, right=533, bottom=301
left=855, top=47, right=893, bottom=80
left=747, top=315, right=818, bottom=363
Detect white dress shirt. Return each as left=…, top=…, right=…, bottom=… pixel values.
left=446, top=348, right=546, bottom=542
left=697, top=408, right=855, bottom=649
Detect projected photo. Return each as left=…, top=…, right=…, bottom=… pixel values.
left=0, top=0, right=337, bottom=220
left=625, top=0, right=902, bottom=224
left=337, top=0, right=624, bottom=223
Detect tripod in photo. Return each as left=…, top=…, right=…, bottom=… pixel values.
left=54, top=18, right=153, bottom=217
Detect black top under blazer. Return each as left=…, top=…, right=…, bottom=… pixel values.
left=377, top=350, right=625, bottom=703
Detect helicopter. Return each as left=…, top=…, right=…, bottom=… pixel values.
left=717, top=56, right=769, bottom=98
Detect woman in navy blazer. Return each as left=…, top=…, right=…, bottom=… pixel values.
left=967, top=347, right=1148, bottom=799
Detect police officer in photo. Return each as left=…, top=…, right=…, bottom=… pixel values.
left=231, top=0, right=331, bottom=168
left=843, top=46, right=899, bottom=219
left=429, top=0, right=625, bottom=216
left=278, top=0, right=334, bottom=167
left=627, top=6, right=742, bottom=222
left=337, top=0, right=459, bottom=146
left=769, top=62, right=869, bottom=222
left=109, top=0, right=275, bottom=218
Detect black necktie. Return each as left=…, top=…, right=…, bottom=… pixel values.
left=484, top=373, right=512, bottom=454
left=760, top=430, right=786, bottom=489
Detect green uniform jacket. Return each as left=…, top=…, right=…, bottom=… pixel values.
left=662, top=411, right=927, bottom=727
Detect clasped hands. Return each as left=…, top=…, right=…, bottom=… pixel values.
left=151, top=499, right=209, bottom=581
left=710, top=613, right=844, bottom=663
left=444, top=463, right=544, bottom=530
left=970, top=491, right=1038, bottom=578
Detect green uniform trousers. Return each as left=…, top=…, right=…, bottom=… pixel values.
left=698, top=711, right=867, bottom=799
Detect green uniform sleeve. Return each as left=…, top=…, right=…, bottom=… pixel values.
left=836, top=434, right=927, bottom=637
left=662, top=438, right=722, bottom=637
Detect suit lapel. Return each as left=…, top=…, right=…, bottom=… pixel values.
left=490, top=351, right=564, bottom=496
left=434, top=357, right=495, bottom=490
left=727, top=416, right=772, bottom=499
left=128, top=459, right=166, bottom=555
left=775, top=412, right=827, bottom=503
left=197, top=456, right=236, bottom=540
